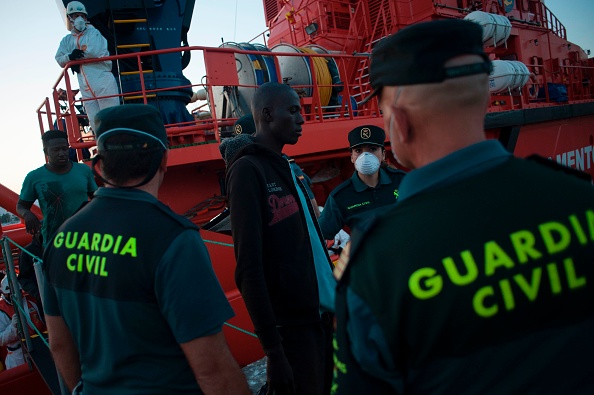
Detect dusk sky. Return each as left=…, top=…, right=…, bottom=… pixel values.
left=0, top=0, right=591, bottom=207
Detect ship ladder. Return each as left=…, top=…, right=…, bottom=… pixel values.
left=109, top=4, right=158, bottom=103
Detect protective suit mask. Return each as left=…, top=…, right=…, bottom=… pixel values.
left=355, top=152, right=380, bottom=175
left=73, top=16, right=87, bottom=32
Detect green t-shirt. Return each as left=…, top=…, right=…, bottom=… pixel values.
left=19, top=162, right=97, bottom=247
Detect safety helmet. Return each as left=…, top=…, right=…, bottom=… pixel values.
left=66, top=1, right=88, bottom=16
left=0, top=276, right=11, bottom=304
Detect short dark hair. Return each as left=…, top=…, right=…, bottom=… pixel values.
left=100, top=134, right=164, bottom=184
left=251, top=82, right=297, bottom=121
left=42, top=130, right=68, bottom=146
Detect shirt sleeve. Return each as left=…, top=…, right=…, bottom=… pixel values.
left=155, top=229, right=234, bottom=344
left=19, top=171, right=38, bottom=202
left=55, top=36, right=72, bottom=68
left=0, top=314, right=19, bottom=346
left=85, top=166, right=98, bottom=193
left=345, top=287, right=403, bottom=391
left=318, top=194, right=344, bottom=240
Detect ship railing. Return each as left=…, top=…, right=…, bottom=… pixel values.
left=36, top=44, right=383, bottom=155
left=0, top=236, right=53, bottom=385
left=537, top=1, right=566, bottom=40
left=37, top=40, right=594, bottom=158
left=435, top=1, right=567, bottom=41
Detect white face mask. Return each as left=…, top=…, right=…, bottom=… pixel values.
left=355, top=152, right=380, bottom=175
left=73, top=16, right=87, bottom=31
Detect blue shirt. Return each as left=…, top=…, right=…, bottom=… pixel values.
left=397, top=140, right=512, bottom=202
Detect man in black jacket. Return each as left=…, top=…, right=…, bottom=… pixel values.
left=226, top=82, right=335, bottom=395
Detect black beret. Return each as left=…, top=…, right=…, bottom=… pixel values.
left=233, top=114, right=256, bottom=136
left=348, top=125, right=385, bottom=148
left=95, top=104, right=167, bottom=152
left=363, top=19, right=492, bottom=102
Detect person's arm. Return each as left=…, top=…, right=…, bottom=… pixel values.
left=55, top=37, right=72, bottom=68
left=18, top=247, right=40, bottom=300
left=227, top=160, right=295, bottom=392
left=45, top=315, right=81, bottom=391
left=0, top=314, right=19, bottom=346
left=156, top=230, right=246, bottom=391
left=180, top=331, right=250, bottom=395
left=86, top=165, right=98, bottom=200
left=318, top=194, right=344, bottom=240
left=16, top=199, right=41, bottom=236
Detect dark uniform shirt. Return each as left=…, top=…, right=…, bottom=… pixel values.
left=44, top=188, right=233, bottom=394
left=318, top=167, right=405, bottom=239
left=333, top=141, right=594, bottom=394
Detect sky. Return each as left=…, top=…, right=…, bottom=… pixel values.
left=0, top=0, right=592, bottom=206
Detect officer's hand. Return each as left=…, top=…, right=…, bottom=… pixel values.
left=334, top=241, right=351, bottom=281
left=23, top=212, right=41, bottom=236
left=265, top=344, right=295, bottom=395
left=333, top=230, right=351, bottom=250
left=69, top=48, right=85, bottom=61
left=11, top=314, right=18, bottom=329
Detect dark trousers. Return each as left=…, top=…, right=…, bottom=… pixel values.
left=276, top=313, right=334, bottom=395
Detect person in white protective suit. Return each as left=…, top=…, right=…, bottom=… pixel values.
left=0, top=276, right=25, bottom=370
left=0, top=276, right=45, bottom=370
left=55, top=1, right=120, bottom=133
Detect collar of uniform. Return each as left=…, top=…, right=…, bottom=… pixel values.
left=94, top=187, right=158, bottom=204
left=397, top=140, right=512, bottom=202
left=351, top=167, right=391, bottom=193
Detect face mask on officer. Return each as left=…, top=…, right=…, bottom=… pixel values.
left=73, top=16, right=87, bottom=32
left=355, top=152, right=380, bottom=175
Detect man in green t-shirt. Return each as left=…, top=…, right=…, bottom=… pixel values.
left=17, top=130, right=97, bottom=248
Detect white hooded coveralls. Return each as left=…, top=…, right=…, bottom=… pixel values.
left=55, top=24, right=120, bottom=132
left=1, top=304, right=21, bottom=369
left=0, top=295, right=43, bottom=370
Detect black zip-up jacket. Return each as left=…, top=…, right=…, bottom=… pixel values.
left=226, top=143, right=330, bottom=349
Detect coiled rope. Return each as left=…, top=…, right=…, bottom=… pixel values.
left=299, top=47, right=332, bottom=106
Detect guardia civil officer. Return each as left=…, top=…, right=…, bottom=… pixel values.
left=318, top=125, right=405, bottom=242
left=43, top=104, right=250, bottom=394
left=333, top=19, right=594, bottom=394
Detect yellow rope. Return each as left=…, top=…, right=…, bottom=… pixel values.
left=299, top=47, right=332, bottom=106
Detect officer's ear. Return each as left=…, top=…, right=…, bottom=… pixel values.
left=261, top=107, right=273, bottom=123
left=159, top=151, right=169, bottom=173
left=389, top=106, right=411, bottom=145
